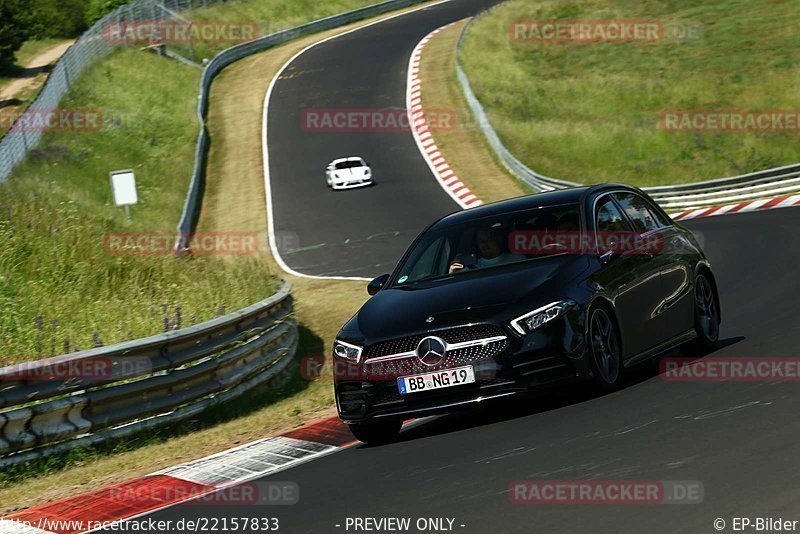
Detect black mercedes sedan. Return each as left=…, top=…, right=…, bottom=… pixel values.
left=333, top=184, right=721, bottom=443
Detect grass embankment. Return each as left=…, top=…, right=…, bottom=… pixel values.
left=418, top=20, right=528, bottom=203
left=168, top=0, right=384, bottom=60
left=0, top=49, right=273, bottom=362
left=460, top=0, right=800, bottom=186
left=0, top=0, right=383, bottom=362
left=0, top=0, right=443, bottom=514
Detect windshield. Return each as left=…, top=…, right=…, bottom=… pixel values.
left=392, top=203, right=581, bottom=286
left=334, top=160, right=365, bottom=169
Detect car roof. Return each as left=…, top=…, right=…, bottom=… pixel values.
left=430, top=183, right=643, bottom=227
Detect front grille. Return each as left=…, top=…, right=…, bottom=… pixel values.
left=446, top=340, right=507, bottom=365
left=365, top=324, right=506, bottom=359
left=360, top=339, right=509, bottom=379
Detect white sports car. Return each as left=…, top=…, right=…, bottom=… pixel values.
left=326, top=157, right=373, bottom=190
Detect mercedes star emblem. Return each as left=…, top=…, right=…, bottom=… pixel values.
left=416, top=336, right=447, bottom=366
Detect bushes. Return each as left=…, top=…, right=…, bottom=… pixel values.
left=0, top=0, right=29, bottom=70
left=0, top=0, right=130, bottom=70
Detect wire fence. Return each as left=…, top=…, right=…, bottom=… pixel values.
left=0, top=0, right=229, bottom=182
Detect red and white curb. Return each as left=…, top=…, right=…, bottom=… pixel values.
left=0, top=417, right=357, bottom=534
left=407, top=25, right=482, bottom=210
left=670, top=195, right=800, bottom=221
left=410, top=28, right=800, bottom=223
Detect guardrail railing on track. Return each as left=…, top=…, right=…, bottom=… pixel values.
left=0, top=280, right=297, bottom=468
left=454, top=11, right=800, bottom=212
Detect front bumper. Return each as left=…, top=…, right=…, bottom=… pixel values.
left=334, top=314, right=590, bottom=424
left=331, top=179, right=372, bottom=190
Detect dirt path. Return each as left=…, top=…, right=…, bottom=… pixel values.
left=0, top=40, right=74, bottom=102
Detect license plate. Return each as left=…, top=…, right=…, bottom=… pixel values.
left=397, top=366, right=475, bottom=394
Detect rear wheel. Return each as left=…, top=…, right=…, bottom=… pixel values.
left=348, top=419, right=402, bottom=445
left=589, top=306, right=623, bottom=390
left=694, top=273, right=720, bottom=349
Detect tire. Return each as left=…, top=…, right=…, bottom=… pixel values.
left=348, top=419, right=402, bottom=445
left=588, top=305, right=624, bottom=390
left=694, top=273, right=720, bottom=349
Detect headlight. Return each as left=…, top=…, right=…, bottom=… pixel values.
left=510, top=300, right=575, bottom=335
left=364, top=169, right=371, bottom=176
left=333, top=339, right=363, bottom=363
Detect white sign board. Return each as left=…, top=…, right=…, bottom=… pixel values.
left=110, top=170, right=138, bottom=206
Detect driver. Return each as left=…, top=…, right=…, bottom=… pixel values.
left=449, top=225, right=525, bottom=273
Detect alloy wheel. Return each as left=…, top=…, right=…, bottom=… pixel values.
left=695, top=275, right=719, bottom=342
left=590, top=308, right=621, bottom=385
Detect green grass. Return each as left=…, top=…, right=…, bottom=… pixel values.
left=460, top=0, right=800, bottom=186
left=169, top=0, right=380, bottom=60
left=0, top=0, right=384, bottom=362
left=0, top=49, right=274, bottom=363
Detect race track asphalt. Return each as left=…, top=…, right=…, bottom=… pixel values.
left=136, top=208, right=800, bottom=533
left=266, top=0, right=502, bottom=278
left=138, top=0, right=800, bottom=531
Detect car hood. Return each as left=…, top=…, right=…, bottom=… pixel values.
left=332, top=167, right=369, bottom=181
left=341, top=255, right=590, bottom=343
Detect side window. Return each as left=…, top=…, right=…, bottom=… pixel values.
left=595, top=196, right=629, bottom=233
left=595, top=195, right=631, bottom=254
left=613, top=193, right=660, bottom=233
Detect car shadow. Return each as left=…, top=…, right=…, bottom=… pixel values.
left=387, top=335, right=745, bottom=445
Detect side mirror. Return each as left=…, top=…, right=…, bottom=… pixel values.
left=367, top=273, right=390, bottom=295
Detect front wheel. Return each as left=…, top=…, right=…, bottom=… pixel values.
left=694, top=273, right=720, bottom=349
left=348, top=419, right=402, bottom=445
left=588, top=306, right=623, bottom=390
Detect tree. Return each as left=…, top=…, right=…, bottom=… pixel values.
left=0, top=0, right=29, bottom=71
left=25, top=0, right=88, bottom=39
left=85, top=0, right=129, bottom=26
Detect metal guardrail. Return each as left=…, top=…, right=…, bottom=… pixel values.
left=454, top=12, right=800, bottom=211
left=0, top=0, right=440, bottom=466
left=0, top=280, right=297, bottom=468
left=174, top=0, right=435, bottom=253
